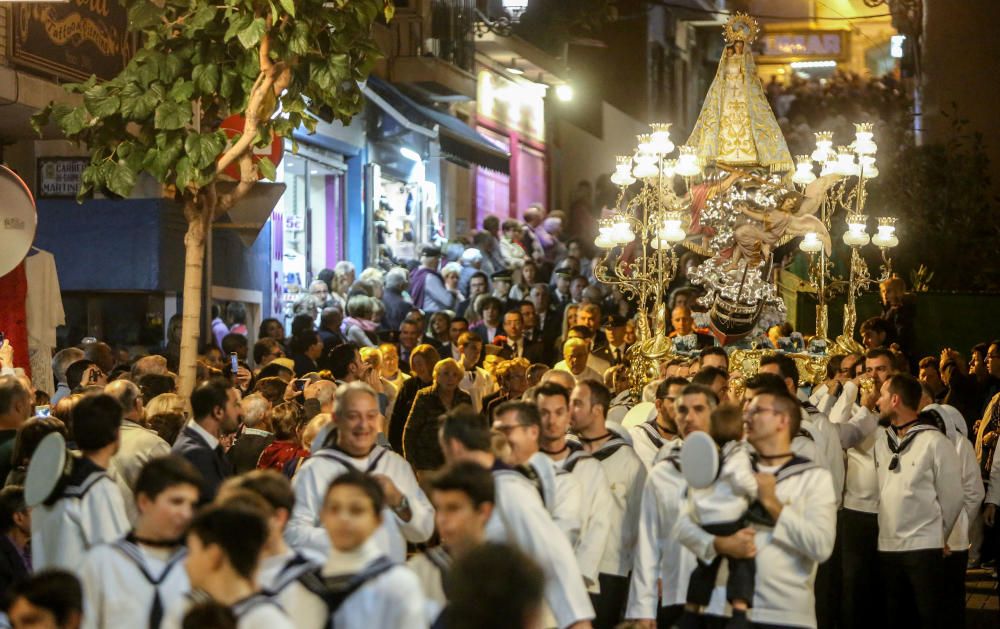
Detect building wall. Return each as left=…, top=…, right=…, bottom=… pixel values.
left=555, top=101, right=648, bottom=212
left=922, top=0, right=1000, bottom=204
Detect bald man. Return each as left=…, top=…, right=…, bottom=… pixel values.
left=668, top=306, right=714, bottom=350
left=105, top=380, right=171, bottom=524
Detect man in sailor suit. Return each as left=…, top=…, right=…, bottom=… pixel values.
left=32, top=394, right=130, bottom=571
left=676, top=389, right=837, bottom=629
left=285, top=381, right=434, bottom=562
left=440, top=407, right=596, bottom=628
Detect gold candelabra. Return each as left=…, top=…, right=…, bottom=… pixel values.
left=593, top=124, right=702, bottom=387
left=793, top=123, right=899, bottom=351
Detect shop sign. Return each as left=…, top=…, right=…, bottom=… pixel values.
left=219, top=115, right=285, bottom=181
left=476, top=70, right=545, bottom=142
left=37, top=157, right=89, bottom=198
left=9, top=1, right=135, bottom=82
left=759, top=30, right=849, bottom=62
left=285, top=215, right=303, bottom=231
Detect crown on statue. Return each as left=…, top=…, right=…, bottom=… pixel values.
left=723, top=12, right=760, bottom=45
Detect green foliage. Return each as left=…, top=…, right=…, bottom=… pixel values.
left=32, top=0, right=393, bottom=201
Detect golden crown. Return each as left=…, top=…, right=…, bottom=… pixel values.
left=723, top=12, right=760, bottom=45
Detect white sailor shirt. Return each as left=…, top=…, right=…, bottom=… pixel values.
left=526, top=451, right=583, bottom=546
left=407, top=546, right=451, bottom=624
left=281, top=537, right=428, bottom=629
left=80, top=537, right=189, bottom=629
left=285, top=444, right=434, bottom=562
left=487, top=463, right=595, bottom=626
left=31, top=457, right=130, bottom=571
left=874, top=423, right=963, bottom=552
left=591, top=431, right=647, bottom=578
left=550, top=444, right=612, bottom=590
left=627, top=420, right=675, bottom=471
left=678, top=456, right=836, bottom=628
left=161, top=590, right=294, bottom=629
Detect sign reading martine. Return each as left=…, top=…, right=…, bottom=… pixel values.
left=9, top=1, right=134, bottom=82
left=37, top=158, right=89, bottom=198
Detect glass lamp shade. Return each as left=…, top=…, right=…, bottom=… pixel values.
left=858, top=155, right=878, bottom=179
left=649, top=123, right=675, bottom=155
left=595, top=232, right=617, bottom=249
left=662, top=212, right=686, bottom=242
left=836, top=148, right=858, bottom=177
left=612, top=219, right=635, bottom=245
left=843, top=214, right=870, bottom=246
left=799, top=232, right=824, bottom=253
left=819, top=159, right=837, bottom=177
left=611, top=170, right=636, bottom=186
left=637, top=134, right=655, bottom=154
left=661, top=159, right=677, bottom=179
left=854, top=123, right=877, bottom=155
left=811, top=131, right=834, bottom=163
left=792, top=156, right=817, bottom=185
left=632, top=152, right=658, bottom=179
left=675, top=146, right=701, bottom=177
left=871, top=218, right=898, bottom=248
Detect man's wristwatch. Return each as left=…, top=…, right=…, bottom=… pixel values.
left=393, top=495, right=410, bottom=515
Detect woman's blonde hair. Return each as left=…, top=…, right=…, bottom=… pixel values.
left=433, top=358, right=465, bottom=382
left=145, top=393, right=190, bottom=419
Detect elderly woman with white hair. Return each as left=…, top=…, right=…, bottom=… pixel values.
left=402, top=358, right=472, bottom=474
left=342, top=295, right=379, bottom=347
left=382, top=267, right=415, bottom=331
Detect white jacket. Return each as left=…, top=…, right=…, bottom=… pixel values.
left=488, top=467, right=595, bottom=627
left=552, top=447, right=612, bottom=590
left=32, top=460, right=130, bottom=572
left=828, top=382, right=879, bottom=513
left=592, top=433, right=647, bottom=577
left=286, top=445, right=434, bottom=562
left=874, top=424, right=963, bottom=551
left=527, top=451, right=583, bottom=546
left=678, top=458, right=837, bottom=629
left=628, top=420, right=671, bottom=470
left=801, top=406, right=846, bottom=507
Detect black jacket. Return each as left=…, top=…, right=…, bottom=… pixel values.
left=227, top=430, right=274, bottom=475
left=0, top=534, right=29, bottom=594
left=172, top=425, right=234, bottom=503
left=389, top=376, right=433, bottom=453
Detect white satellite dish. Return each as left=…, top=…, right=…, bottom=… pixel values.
left=0, top=165, right=37, bottom=277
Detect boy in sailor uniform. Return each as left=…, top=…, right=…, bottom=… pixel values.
left=439, top=407, right=596, bottom=628
left=281, top=470, right=428, bottom=629
left=161, top=503, right=294, bottom=629
left=569, top=380, right=647, bottom=628
left=285, top=381, right=434, bottom=562
left=80, top=455, right=201, bottom=629
left=216, top=470, right=320, bottom=606
left=32, top=394, right=130, bottom=571
left=676, top=389, right=837, bottom=629
left=532, top=382, right=612, bottom=593
left=677, top=404, right=757, bottom=629
left=407, top=461, right=496, bottom=624
left=873, top=375, right=963, bottom=629
left=492, top=399, right=584, bottom=546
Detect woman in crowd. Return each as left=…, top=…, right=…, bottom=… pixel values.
left=403, top=358, right=472, bottom=475
left=342, top=295, right=379, bottom=348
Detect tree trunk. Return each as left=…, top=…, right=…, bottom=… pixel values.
left=177, top=200, right=209, bottom=398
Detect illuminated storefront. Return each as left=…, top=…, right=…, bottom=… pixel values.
left=475, top=69, right=548, bottom=226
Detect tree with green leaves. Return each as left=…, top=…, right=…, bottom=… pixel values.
left=33, top=0, right=394, bottom=396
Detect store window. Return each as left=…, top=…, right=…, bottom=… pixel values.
left=372, top=159, right=441, bottom=266
left=273, top=150, right=346, bottom=328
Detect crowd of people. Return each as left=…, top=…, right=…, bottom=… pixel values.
left=0, top=204, right=998, bottom=629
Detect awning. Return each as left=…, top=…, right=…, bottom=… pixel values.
left=364, top=76, right=511, bottom=174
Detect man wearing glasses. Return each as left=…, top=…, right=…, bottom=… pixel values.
left=675, top=389, right=837, bottom=629
left=628, top=376, right=689, bottom=471
left=492, top=399, right=584, bottom=552
left=873, top=374, right=962, bottom=628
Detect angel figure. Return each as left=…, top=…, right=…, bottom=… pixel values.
left=727, top=174, right=841, bottom=270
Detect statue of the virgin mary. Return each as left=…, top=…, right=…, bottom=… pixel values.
left=686, top=14, right=794, bottom=172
